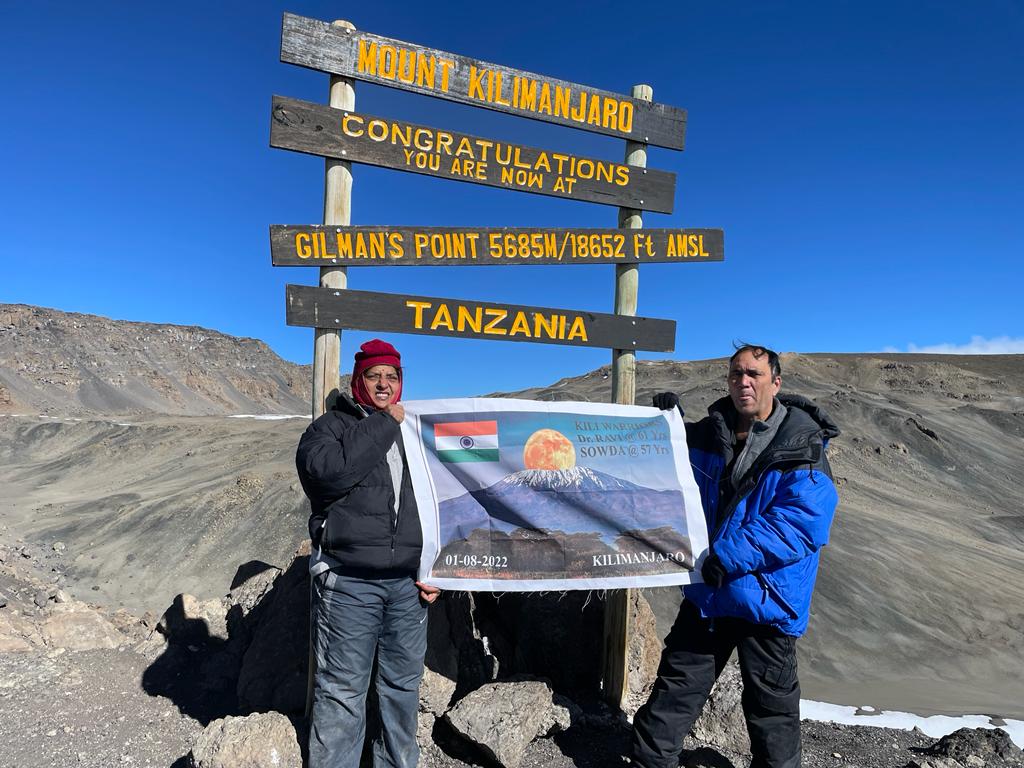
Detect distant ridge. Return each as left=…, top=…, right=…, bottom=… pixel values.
left=0, top=303, right=316, bottom=416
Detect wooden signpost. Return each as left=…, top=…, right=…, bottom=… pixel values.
left=286, top=284, right=676, bottom=351
left=270, top=13, right=724, bottom=713
left=271, top=225, right=724, bottom=266
left=280, top=13, right=687, bottom=149
left=271, top=96, right=676, bottom=212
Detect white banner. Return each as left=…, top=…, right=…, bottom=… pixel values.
left=402, top=398, right=708, bottom=591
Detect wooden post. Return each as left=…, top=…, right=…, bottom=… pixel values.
left=307, top=20, right=356, bottom=721
left=602, top=83, right=653, bottom=709
left=311, top=20, right=356, bottom=420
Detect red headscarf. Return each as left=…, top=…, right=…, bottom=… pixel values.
left=350, top=338, right=402, bottom=408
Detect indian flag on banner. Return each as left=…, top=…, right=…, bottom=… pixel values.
left=434, top=420, right=499, bottom=462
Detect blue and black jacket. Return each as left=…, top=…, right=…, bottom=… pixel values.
left=684, top=393, right=840, bottom=636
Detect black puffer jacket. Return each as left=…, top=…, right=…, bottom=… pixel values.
left=295, top=394, right=422, bottom=573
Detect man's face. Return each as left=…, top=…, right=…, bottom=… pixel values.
left=728, top=350, right=781, bottom=423
left=362, top=364, right=400, bottom=409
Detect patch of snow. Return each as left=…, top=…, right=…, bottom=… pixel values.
left=801, top=699, right=1024, bottom=748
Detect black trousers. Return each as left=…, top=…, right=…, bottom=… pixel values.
left=631, top=600, right=801, bottom=768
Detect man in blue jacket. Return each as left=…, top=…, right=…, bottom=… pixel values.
left=631, top=344, right=839, bottom=768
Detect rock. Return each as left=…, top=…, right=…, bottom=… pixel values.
left=622, top=590, right=663, bottom=717
left=419, top=666, right=457, bottom=718
left=158, top=593, right=229, bottom=644
left=921, top=726, right=1022, bottom=763
left=691, top=659, right=750, bottom=757
left=52, top=541, right=66, bottom=553
left=227, top=562, right=281, bottom=619
left=189, top=712, right=302, bottom=768
left=40, top=608, right=123, bottom=651
left=53, top=589, right=70, bottom=604
left=0, top=592, right=7, bottom=609
left=903, top=759, right=965, bottom=768
left=0, top=610, right=42, bottom=652
left=236, top=545, right=310, bottom=714
left=33, top=590, right=51, bottom=608
left=444, top=678, right=575, bottom=768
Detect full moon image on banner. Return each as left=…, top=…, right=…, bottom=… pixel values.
left=523, top=429, right=576, bottom=470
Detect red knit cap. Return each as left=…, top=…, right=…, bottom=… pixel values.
left=351, top=339, right=402, bottom=407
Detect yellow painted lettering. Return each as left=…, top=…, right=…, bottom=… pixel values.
left=699, top=234, right=710, bottom=256
left=483, top=308, right=508, bottom=335
left=468, top=66, right=486, bottom=100
left=413, top=128, right=433, bottom=152
left=534, top=313, right=557, bottom=339
left=518, top=77, right=536, bottom=110
left=570, top=92, right=586, bottom=121
left=457, top=305, right=482, bottom=333
left=367, top=120, right=388, bottom=142
left=416, top=55, right=436, bottom=89
left=666, top=235, right=678, bottom=258
left=342, top=114, right=364, bottom=137
left=512, top=147, right=531, bottom=170
left=295, top=233, right=312, bottom=259
left=615, top=166, right=629, bottom=186
left=537, top=83, right=552, bottom=115
left=455, top=137, right=474, bottom=158
left=354, top=235, right=367, bottom=259
left=369, top=233, right=385, bottom=259
left=430, top=303, right=454, bottom=331
left=336, top=233, right=353, bottom=258
left=439, top=59, right=453, bottom=92
left=387, top=232, right=404, bottom=258
left=406, top=300, right=431, bottom=327
left=509, top=312, right=531, bottom=337
left=554, top=86, right=572, bottom=118
left=602, top=98, right=617, bottom=129
left=586, top=95, right=603, bottom=126
left=397, top=49, right=415, bottom=84
left=619, top=101, right=634, bottom=133
left=436, top=132, right=454, bottom=155
left=567, top=316, right=588, bottom=341
left=356, top=40, right=377, bottom=75
left=378, top=45, right=397, bottom=80
left=534, top=152, right=551, bottom=173
left=493, top=71, right=511, bottom=106
left=390, top=122, right=412, bottom=148
left=413, top=233, right=428, bottom=258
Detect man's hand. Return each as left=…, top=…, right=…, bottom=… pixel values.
left=384, top=403, right=405, bottom=423
left=652, top=392, right=682, bottom=416
left=700, top=551, right=727, bottom=588
left=415, top=581, right=441, bottom=604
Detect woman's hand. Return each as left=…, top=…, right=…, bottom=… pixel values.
left=415, top=581, right=441, bottom=604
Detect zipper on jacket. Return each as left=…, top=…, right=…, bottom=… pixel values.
left=709, top=449, right=818, bottom=542
left=755, top=572, right=799, bottom=619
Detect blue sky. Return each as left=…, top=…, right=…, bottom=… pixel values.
left=1, top=1, right=1021, bottom=399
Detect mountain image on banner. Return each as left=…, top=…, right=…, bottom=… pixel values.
left=433, top=465, right=694, bottom=579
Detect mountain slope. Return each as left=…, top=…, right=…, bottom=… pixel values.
left=0, top=304, right=313, bottom=416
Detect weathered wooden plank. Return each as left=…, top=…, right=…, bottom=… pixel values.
left=270, top=96, right=676, bottom=213
left=285, top=285, right=676, bottom=352
left=280, top=13, right=687, bottom=150
left=271, top=225, right=723, bottom=266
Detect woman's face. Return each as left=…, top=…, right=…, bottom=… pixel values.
left=362, top=364, right=400, bottom=409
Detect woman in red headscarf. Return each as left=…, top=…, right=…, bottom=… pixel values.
left=296, top=339, right=439, bottom=768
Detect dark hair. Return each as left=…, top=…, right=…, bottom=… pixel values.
left=730, top=342, right=781, bottom=378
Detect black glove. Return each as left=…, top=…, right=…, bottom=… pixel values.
left=700, top=551, right=727, bottom=588
left=652, top=392, right=683, bottom=417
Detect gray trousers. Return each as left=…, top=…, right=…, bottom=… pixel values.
left=309, top=570, right=428, bottom=768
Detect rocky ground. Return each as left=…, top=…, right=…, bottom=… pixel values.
left=2, top=537, right=1021, bottom=768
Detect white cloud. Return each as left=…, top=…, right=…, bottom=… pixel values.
left=897, top=336, right=1024, bottom=355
